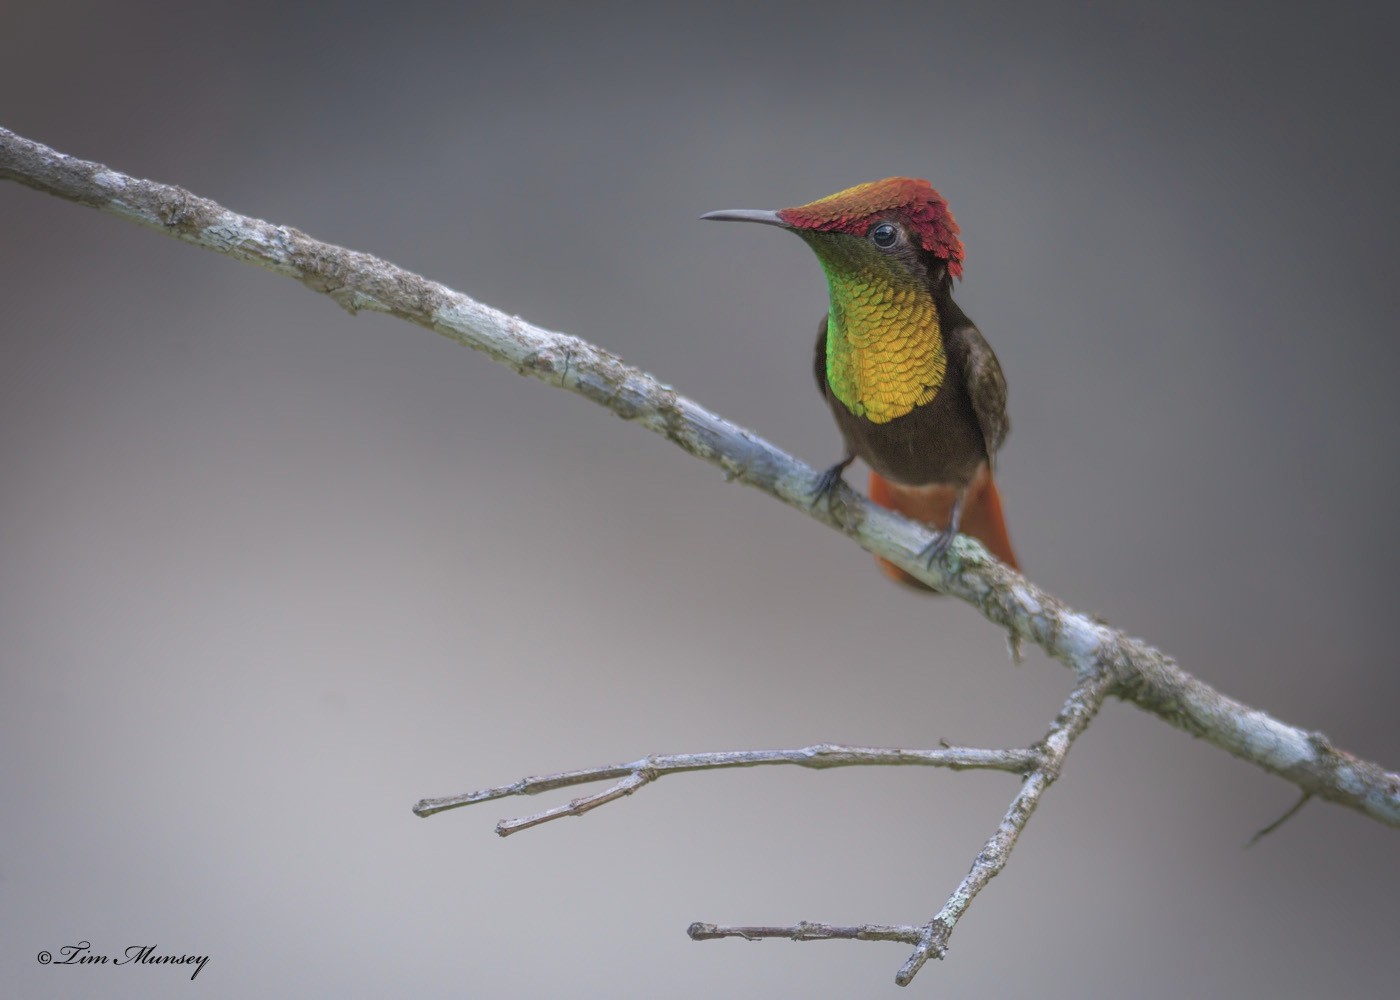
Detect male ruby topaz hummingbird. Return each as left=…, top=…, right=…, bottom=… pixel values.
left=703, top=178, right=1017, bottom=589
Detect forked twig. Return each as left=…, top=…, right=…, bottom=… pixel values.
left=897, top=669, right=1113, bottom=981
left=414, top=744, right=1040, bottom=834
left=688, top=922, right=923, bottom=945
left=683, top=671, right=1115, bottom=984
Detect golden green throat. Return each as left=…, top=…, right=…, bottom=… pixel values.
left=822, top=264, right=947, bottom=424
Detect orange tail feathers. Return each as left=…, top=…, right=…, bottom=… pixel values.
left=868, top=466, right=1018, bottom=591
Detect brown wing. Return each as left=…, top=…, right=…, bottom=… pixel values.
left=958, top=322, right=1010, bottom=465
left=812, top=313, right=830, bottom=397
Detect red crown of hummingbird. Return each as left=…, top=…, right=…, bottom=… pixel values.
left=777, top=177, right=965, bottom=278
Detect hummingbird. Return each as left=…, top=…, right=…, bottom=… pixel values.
left=703, top=177, right=1017, bottom=589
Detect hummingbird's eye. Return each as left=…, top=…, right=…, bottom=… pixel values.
left=870, top=222, right=900, bottom=249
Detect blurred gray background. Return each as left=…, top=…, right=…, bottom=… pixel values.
left=3, top=2, right=1398, bottom=997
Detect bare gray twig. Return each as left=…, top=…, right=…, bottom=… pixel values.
left=896, top=669, right=1114, bottom=983
left=413, top=744, right=1040, bottom=832
left=1245, top=791, right=1314, bottom=848
left=683, top=672, right=1115, bottom=983
left=688, top=922, right=924, bottom=945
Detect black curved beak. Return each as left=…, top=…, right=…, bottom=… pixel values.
left=699, top=208, right=790, bottom=228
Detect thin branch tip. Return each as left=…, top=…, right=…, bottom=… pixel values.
left=419, top=744, right=1036, bottom=836
left=1246, top=791, right=1314, bottom=848
left=688, top=921, right=924, bottom=946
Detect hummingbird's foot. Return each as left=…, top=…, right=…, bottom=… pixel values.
left=808, top=454, right=855, bottom=508
left=919, top=489, right=967, bottom=568
left=918, top=529, right=957, bottom=568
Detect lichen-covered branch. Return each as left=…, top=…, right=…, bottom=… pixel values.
left=2, top=126, right=1395, bottom=827
left=413, top=743, right=1040, bottom=833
